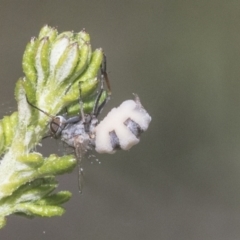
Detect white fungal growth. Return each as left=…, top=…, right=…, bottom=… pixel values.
left=95, top=97, right=151, bottom=154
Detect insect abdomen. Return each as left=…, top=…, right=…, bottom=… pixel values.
left=94, top=95, right=151, bottom=154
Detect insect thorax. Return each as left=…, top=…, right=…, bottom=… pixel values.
left=60, top=115, right=98, bottom=149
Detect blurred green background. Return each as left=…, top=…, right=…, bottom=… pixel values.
left=1, top=1, right=240, bottom=239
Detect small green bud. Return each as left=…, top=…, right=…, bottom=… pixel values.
left=69, top=42, right=91, bottom=82
left=77, top=29, right=91, bottom=45
left=56, top=31, right=74, bottom=41
left=22, top=37, right=38, bottom=83
left=15, top=203, right=65, bottom=217
left=38, top=25, right=57, bottom=43
left=0, top=111, right=18, bottom=154
left=49, top=37, right=70, bottom=77
left=21, top=78, right=36, bottom=103
left=64, top=48, right=103, bottom=101
left=2, top=116, right=13, bottom=147
left=17, top=152, right=44, bottom=167
left=36, top=191, right=72, bottom=205
left=16, top=185, right=56, bottom=204
left=39, top=25, right=53, bottom=39
left=12, top=178, right=57, bottom=202
left=77, top=48, right=103, bottom=83
left=63, top=77, right=99, bottom=104
left=35, top=37, right=51, bottom=87
left=38, top=155, right=77, bottom=176
left=54, top=42, right=79, bottom=84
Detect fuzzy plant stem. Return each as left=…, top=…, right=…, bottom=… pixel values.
left=0, top=25, right=106, bottom=228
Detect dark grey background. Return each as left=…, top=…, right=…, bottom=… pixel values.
left=1, top=1, right=240, bottom=239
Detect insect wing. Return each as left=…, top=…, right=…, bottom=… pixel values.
left=74, top=136, right=89, bottom=193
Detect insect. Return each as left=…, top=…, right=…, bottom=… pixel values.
left=27, top=55, right=151, bottom=192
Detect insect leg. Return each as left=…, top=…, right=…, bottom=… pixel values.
left=78, top=81, right=86, bottom=123
left=92, top=55, right=111, bottom=117
left=101, top=54, right=111, bottom=95
left=74, top=140, right=87, bottom=194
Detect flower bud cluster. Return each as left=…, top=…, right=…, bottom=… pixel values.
left=0, top=26, right=105, bottom=227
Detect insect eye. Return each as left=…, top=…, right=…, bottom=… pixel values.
left=50, top=116, right=66, bottom=138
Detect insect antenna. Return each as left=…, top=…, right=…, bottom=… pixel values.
left=26, top=96, right=54, bottom=118
left=26, top=96, right=65, bottom=138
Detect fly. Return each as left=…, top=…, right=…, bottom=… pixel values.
left=27, top=54, right=151, bottom=193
